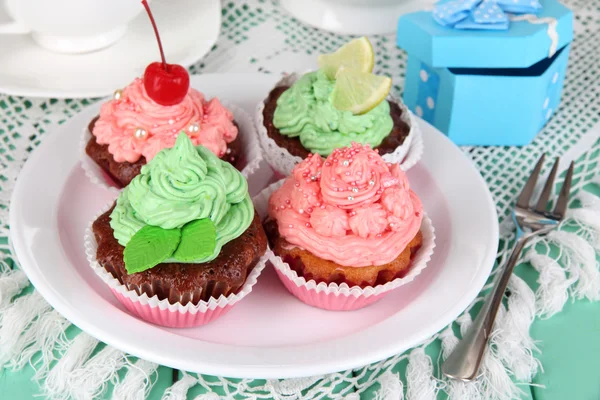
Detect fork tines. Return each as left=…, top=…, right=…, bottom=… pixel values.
left=516, top=154, right=575, bottom=219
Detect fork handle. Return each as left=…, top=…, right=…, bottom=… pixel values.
left=442, top=236, right=530, bottom=381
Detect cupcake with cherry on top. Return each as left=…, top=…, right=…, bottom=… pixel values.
left=84, top=0, right=256, bottom=189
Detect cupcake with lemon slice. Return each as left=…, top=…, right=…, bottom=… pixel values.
left=257, top=37, right=421, bottom=176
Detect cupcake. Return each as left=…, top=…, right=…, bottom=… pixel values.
left=85, top=79, right=246, bottom=188
left=85, top=133, right=268, bottom=327
left=256, top=37, right=422, bottom=176
left=82, top=0, right=260, bottom=190
left=256, top=143, right=434, bottom=311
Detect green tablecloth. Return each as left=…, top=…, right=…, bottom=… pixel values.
left=2, top=282, right=598, bottom=399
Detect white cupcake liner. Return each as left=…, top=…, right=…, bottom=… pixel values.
left=253, top=180, right=436, bottom=311
left=255, top=73, right=423, bottom=176
left=84, top=203, right=269, bottom=327
left=80, top=101, right=262, bottom=192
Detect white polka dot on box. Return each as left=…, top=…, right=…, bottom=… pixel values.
left=397, top=0, right=573, bottom=146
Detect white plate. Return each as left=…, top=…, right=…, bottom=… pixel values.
left=0, top=0, right=220, bottom=98
left=10, top=73, right=498, bottom=379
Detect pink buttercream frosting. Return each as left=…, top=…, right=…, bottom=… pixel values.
left=92, top=78, right=238, bottom=163
left=269, top=143, right=423, bottom=267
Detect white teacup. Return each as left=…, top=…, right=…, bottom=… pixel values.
left=0, top=0, right=143, bottom=54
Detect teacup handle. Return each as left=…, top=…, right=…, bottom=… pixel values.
left=0, top=21, right=30, bottom=34
left=0, top=0, right=30, bottom=34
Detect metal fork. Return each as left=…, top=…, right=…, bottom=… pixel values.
left=442, top=154, right=575, bottom=381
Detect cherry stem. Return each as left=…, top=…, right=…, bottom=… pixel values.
left=141, top=0, right=169, bottom=72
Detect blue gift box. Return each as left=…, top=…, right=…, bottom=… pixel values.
left=396, top=0, right=573, bottom=146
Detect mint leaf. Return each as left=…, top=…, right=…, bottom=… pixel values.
left=124, top=226, right=181, bottom=274
left=173, top=219, right=217, bottom=262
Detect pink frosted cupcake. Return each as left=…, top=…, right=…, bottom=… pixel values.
left=81, top=0, right=260, bottom=189
left=84, top=79, right=246, bottom=188
left=256, top=143, right=435, bottom=311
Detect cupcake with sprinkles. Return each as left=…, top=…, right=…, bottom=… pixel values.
left=85, top=133, right=268, bottom=327
left=257, top=37, right=422, bottom=176
left=255, top=142, right=434, bottom=311
left=82, top=0, right=260, bottom=189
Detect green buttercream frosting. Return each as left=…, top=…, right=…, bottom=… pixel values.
left=110, top=133, right=253, bottom=264
left=272, top=70, right=393, bottom=155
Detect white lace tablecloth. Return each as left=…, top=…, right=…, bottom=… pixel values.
left=1, top=1, right=600, bottom=399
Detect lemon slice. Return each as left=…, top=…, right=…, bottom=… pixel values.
left=318, top=37, right=375, bottom=80
left=332, top=68, right=392, bottom=115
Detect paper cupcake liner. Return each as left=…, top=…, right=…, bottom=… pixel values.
left=79, top=125, right=121, bottom=194
left=255, top=73, right=423, bottom=176
left=84, top=203, right=269, bottom=328
left=253, top=180, right=436, bottom=311
left=80, top=101, right=262, bottom=192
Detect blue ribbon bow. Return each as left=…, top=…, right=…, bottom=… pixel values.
left=433, top=0, right=542, bottom=30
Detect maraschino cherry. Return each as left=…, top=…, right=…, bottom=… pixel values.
left=141, top=0, right=190, bottom=106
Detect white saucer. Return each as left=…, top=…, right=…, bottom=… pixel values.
left=280, top=0, right=436, bottom=35
left=0, top=0, right=220, bottom=98
left=10, top=73, right=498, bottom=379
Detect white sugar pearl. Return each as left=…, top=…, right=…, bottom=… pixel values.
left=134, top=127, right=148, bottom=140
left=420, top=69, right=429, bottom=83
left=188, top=123, right=200, bottom=134
left=415, top=105, right=423, bottom=117
left=543, top=97, right=549, bottom=109
left=552, top=72, right=559, bottom=84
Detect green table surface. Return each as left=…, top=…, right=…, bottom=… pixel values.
left=1, top=270, right=598, bottom=399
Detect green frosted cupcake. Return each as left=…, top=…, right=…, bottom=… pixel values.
left=256, top=37, right=419, bottom=176
left=90, top=133, right=268, bottom=306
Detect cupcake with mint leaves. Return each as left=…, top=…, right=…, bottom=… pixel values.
left=256, top=37, right=422, bottom=176
left=85, top=133, right=268, bottom=327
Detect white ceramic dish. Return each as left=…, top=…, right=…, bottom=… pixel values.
left=0, top=0, right=220, bottom=98
left=10, top=73, right=498, bottom=379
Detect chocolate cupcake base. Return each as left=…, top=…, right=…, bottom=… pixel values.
left=92, top=205, right=268, bottom=306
